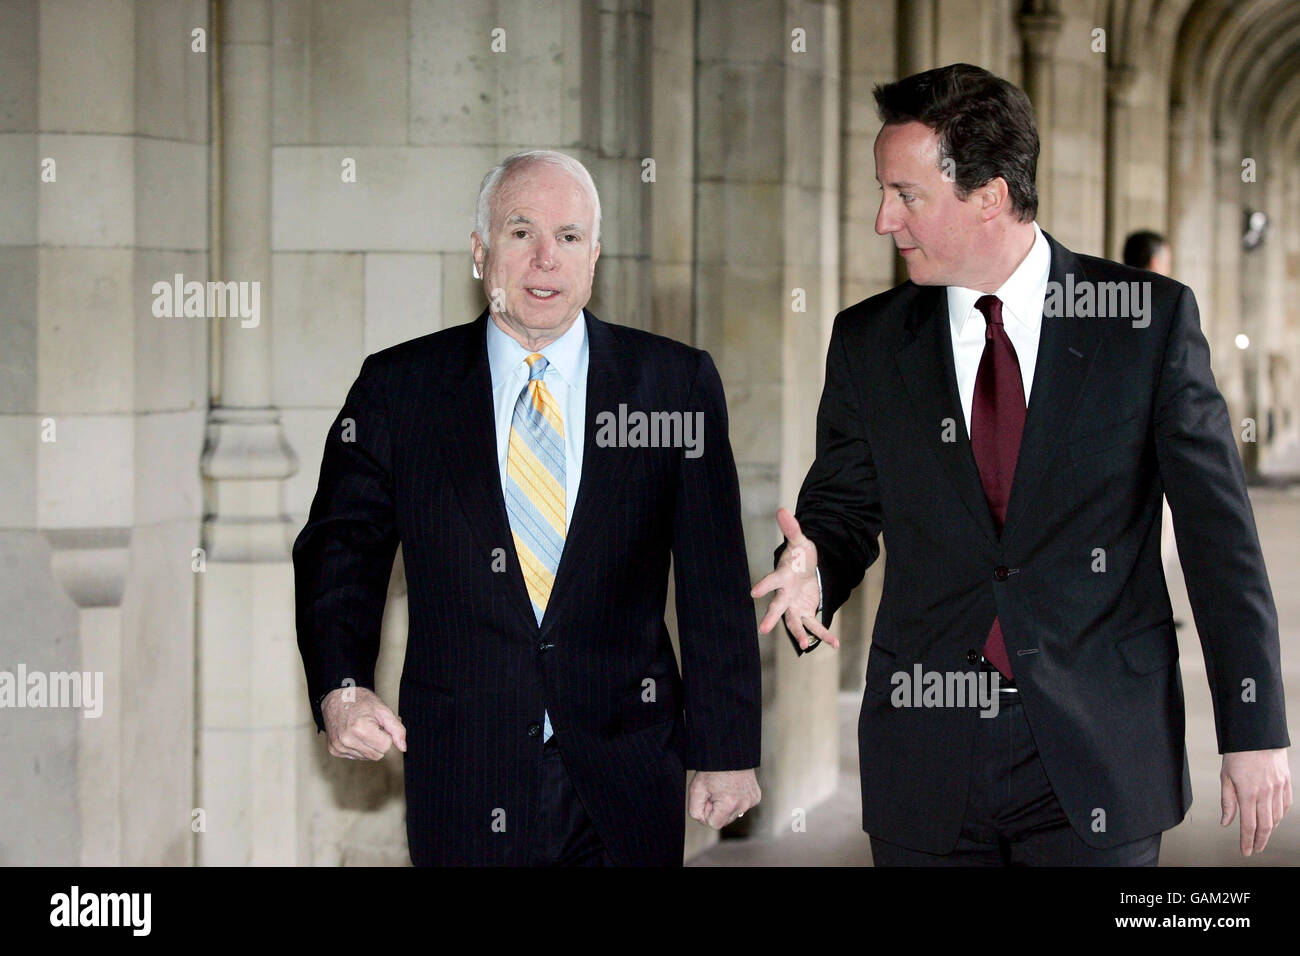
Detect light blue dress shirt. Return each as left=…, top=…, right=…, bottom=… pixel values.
left=486, top=311, right=589, bottom=742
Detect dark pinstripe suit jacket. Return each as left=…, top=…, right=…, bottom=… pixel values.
left=294, top=310, right=761, bottom=866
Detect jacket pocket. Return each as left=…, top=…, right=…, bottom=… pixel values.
left=398, top=676, right=457, bottom=724
left=614, top=676, right=680, bottom=733
left=1115, top=621, right=1179, bottom=675
left=864, top=642, right=899, bottom=696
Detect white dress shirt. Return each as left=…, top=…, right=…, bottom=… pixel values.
left=946, top=221, right=1050, bottom=437
left=812, top=223, right=1049, bottom=634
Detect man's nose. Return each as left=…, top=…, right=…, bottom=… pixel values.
left=875, top=198, right=898, bottom=236
left=531, top=238, right=558, bottom=269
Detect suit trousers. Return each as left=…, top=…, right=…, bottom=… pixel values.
left=869, top=691, right=1163, bottom=866
left=526, top=737, right=614, bottom=866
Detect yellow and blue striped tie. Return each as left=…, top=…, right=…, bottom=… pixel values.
left=505, top=353, right=566, bottom=625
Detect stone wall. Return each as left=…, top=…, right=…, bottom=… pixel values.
left=1, top=0, right=1297, bottom=866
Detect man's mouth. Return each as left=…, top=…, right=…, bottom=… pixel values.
left=526, top=288, right=560, bottom=299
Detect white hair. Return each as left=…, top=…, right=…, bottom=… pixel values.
left=474, top=149, right=601, bottom=249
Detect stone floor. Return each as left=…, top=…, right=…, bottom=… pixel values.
left=692, top=486, right=1300, bottom=866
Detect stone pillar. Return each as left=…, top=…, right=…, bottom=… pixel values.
left=693, top=0, right=842, bottom=843
left=1105, top=64, right=1137, bottom=261
left=24, top=0, right=137, bottom=866
left=1285, top=155, right=1300, bottom=468
left=1213, top=126, right=1247, bottom=460
left=894, top=0, right=935, bottom=286
left=897, top=0, right=935, bottom=78
left=650, top=0, right=695, bottom=345
left=842, top=0, right=899, bottom=305
left=1019, top=4, right=1063, bottom=229
left=1281, top=149, right=1300, bottom=464
left=1254, top=132, right=1288, bottom=471
left=837, top=0, right=897, bottom=692
left=44, top=529, right=131, bottom=866
left=587, top=1, right=652, bottom=331
left=4, top=0, right=211, bottom=867
left=1168, top=100, right=1211, bottom=290
left=196, top=0, right=300, bottom=865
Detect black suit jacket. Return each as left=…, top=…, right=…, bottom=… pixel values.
left=294, top=310, right=761, bottom=866
left=788, top=231, right=1289, bottom=853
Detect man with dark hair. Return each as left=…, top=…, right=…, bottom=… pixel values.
left=872, top=62, right=1041, bottom=226
left=753, top=63, right=1291, bottom=865
left=1124, top=230, right=1172, bottom=276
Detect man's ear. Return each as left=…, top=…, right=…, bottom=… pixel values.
left=470, top=232, right=486, bottom=278
left=590, top=239, right=601, bottom=273
left=979, top=177, right=1010, bottom=222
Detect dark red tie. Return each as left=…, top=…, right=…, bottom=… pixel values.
left=970, top=294, right=1024, bottom=680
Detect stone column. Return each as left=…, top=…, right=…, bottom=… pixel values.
left=44, top=529, right=131, bottom=865
left=1019, top=4, right=1063, bottom=229
left=196, top=0, right=300, bottom=865
left=24, top=0, right=138, bottom=867
left=588, top=1, right=653, bottom=331
left=5, top=0, right=211, bottom=867
left=1254, top=131, right=1289, bottom=472
left=693, top=0, right=842, bottom=843
left=1213, top=126, right=1247, bottom=460
left=837, top=0, right=897, bottom=692
left=650, top=0, right=695, bottom=345
left=897, top=0, right=935, bottom=78
left=1105, top=64, right=1137, bottom=261
left=1281, top=146, right=1300, bottom=466
left=1168, top=100, right=1213, bottom=291
left=893, top=0, right=936, bottom=286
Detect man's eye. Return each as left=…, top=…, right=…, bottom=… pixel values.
left=899, top=193, right=914, bottom=203
left=513, top=230, right=528, bottom=239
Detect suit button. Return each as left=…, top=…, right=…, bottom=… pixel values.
left=527, top=722, right=541, bottom=738
left=537, top=641, right=553, bottom=653
left=966, top=649, right=979, bottom=664
left=994, top=566, right=1009, bottom=581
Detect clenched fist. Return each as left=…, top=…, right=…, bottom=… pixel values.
left=321, top=685, right=407, bottom=760
left=688, top=769, right=761, bottom=829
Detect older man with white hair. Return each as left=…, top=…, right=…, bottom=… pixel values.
left=294, top=149, right=762, bottom=866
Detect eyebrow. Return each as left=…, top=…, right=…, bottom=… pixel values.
left=505, top=214, right=587, bottom=233
left=876, top=178, right=920, bottom=189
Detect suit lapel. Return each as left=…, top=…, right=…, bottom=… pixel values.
left=1000, top=232, right=1103, bottom=542
left=439, top=311, right=538, bottom=633
left=895, top=286, right=1000, bottom=547
left=539, top=311, right=640, bottom=635
left=438, top=309, right=641, bottom=635
left=893, top=232, right=1104, bottom=548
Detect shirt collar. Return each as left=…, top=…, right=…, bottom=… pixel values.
left=948, top=222, right=1049, bottom=335
left=486, top=309, right=587, bottom=389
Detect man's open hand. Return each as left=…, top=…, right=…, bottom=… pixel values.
left=321, top=686, right=407, bottom=760
left=688, top=769, right=761, bottom=829
left=1221, top=748, right=1292, bottom=855
left=751, top=507, right=838, bottom=650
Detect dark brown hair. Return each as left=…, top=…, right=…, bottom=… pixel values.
left=873, top=64, right=1039, bottom=222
